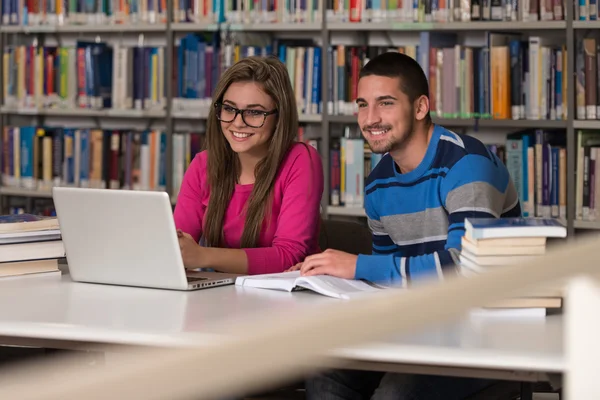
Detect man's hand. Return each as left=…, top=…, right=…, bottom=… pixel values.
left=177, top=229, right=204, bottom=269
left=292, top=249, right=358, bottom=279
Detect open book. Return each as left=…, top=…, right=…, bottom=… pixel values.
left=235, top=271, right=388, bottom=300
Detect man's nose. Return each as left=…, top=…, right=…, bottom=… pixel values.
left=364, top=106, right=381, bottom=126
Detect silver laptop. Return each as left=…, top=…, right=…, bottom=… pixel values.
left=52, top=187, right=238, bottom=291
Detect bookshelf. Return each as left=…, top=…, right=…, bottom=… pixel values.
left=2, top=1, right=600, bottom=236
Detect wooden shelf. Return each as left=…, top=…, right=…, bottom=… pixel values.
left=328, top=115, right=568, bottom=129
left=0, top=187, right=53, bottom=198
left=327, top=21, right=567, bottom=31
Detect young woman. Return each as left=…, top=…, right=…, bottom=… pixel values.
left=173, top=56, right=324, bottom=276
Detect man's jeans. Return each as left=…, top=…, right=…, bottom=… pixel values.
left=305, top=369, right=493, bottom=400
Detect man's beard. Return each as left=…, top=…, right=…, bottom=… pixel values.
left=362, top=117, right=415, bottom=155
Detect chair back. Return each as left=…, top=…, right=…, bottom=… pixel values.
left=318, top=219, right=372, bottom=255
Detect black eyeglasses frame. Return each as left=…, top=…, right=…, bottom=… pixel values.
left=214, top=102, right=278, bottom=128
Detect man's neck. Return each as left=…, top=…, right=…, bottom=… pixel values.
left=390, top=123, right=434, bottom=174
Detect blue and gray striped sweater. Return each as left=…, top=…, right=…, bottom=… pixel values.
left=355, top=124, right=522, bottom=285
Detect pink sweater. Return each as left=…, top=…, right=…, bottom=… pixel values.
left=173, top=143, right=324, bottom=275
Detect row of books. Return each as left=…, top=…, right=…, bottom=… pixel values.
left=329, top=136, right=381, bottom=208
left=174, top=34, right=322, bottom=116
left=0, top=0, right=323, bottom=26
left=576, top=0, right=600, bottom=20
left=1, top=35, right=323, bottom=117
left=2, top=41, right=171, bottom=112
left=329, top=0, right=567, bottom=23
left=0, top=125, right=314, bottom=197
left=500, top=130, right=566, bottom=219
left=328, top=35, right=568, bottom=122
left=0, top=0, right=172, bottom=26
left=329, top=128, right=567, bottom=221
left=1, top=126, right=175, bottom=193
left=1, top=0, right=572, bottom=26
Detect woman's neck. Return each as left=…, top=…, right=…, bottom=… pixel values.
left=237, top=152, right=264, bottom=185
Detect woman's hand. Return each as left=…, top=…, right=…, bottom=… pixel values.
left=177, top=229, right=204, bottom=269
left=285, top=263, right=302, bottom=272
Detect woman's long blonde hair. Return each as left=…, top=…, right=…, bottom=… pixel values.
left=203, top=56, right=300, bottom=248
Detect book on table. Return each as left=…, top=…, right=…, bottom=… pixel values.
left=0, top=213, right=64, bottom=279
left=464, top=217, right=567, bottom=241
left=0, top=214, right=60, bottom=234
left=235, top=271, right=388, bottom=300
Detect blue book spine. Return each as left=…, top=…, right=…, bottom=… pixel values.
left=8, top=127, right=14, bottom=184
left=20, top=127, right=36, bottom=189
left=327, top=46, right=334, bottom=115
left=312, top=46, right=321, bottom=115
left=186, top=35, right=198, bottom=99
left=555, top=48, right=563, bottom=119
left=551, top=147, right=559, bottom=218
left=579, top=0, right=587, bottom=20
left=177, top=37, right=186, bottom=99
left=100, top=46, right=113, bottom=108
left=159, top=132, right=167, bottom=190
left=198, top=40, right=206, bottom=100
left=214, top=0, right=224, bottom=23
left=278, top=44, right=286, bottom=64
left=80, top=129, right=90, bottom=187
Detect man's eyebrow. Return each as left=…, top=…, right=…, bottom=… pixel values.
left=376, top=95, right=398, bottom=101
left=355, top=95, right=398, bottom=104
left=222, top=100, right=266, bottom=109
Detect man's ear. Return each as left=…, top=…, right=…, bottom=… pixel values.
left=415, top=95, right=430, bottom=121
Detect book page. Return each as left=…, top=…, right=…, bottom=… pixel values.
left=234, top=271, right=301, bottom=292
left=297, top=275, right=385, bottom=300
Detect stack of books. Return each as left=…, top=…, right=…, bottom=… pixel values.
left=0, top=214, right=66, bottom=280
left=459, top=217, right=568, bottom=315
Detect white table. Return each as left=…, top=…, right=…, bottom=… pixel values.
left=0, top=273, right=563, bottom=384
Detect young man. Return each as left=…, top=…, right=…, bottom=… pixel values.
left=299, top=52, right=522, bottom=398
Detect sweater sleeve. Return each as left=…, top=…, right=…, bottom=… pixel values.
left=243, top=145, right=324, bottom=275
left=354, top=153, right=521, bottom=285
left=173, top=153, right=207, bottom=243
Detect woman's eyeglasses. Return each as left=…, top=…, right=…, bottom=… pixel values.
left=215, top=102, right=278, bottom=128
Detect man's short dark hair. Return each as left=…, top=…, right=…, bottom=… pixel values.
left=359, top=52, right=431, bottom=119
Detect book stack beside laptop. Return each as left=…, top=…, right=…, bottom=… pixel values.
left=0, top=214, right=66, bottom=280
left=459, top=217, right=568, bottom=315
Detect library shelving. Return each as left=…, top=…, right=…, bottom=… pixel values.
left=2, top=0, right=600, bottom=236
